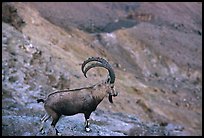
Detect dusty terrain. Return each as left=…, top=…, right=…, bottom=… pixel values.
left=2, top=2, right=202, bottom=136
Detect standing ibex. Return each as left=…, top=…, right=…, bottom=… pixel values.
left=37, top=57, right=118, bottom=135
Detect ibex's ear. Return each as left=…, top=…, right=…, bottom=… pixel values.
left=106, top=77, right=111, bottom=84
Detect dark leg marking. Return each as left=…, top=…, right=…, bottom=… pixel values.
left=84, top=112, right=92, bottom=132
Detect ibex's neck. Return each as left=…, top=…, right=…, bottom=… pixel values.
left=91, top=81, right=108, bottom=104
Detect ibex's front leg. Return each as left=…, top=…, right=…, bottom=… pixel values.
left=84, top=112, right=92, bottom=132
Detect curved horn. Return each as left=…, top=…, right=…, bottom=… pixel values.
left=81, top=57, right=107, bottom=73
left=82, top=57, right=115, bottom=84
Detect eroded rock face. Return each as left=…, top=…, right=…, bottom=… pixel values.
left=2, top=21, right=71, bottom=117
left=2, top=3, right=26, bottom=32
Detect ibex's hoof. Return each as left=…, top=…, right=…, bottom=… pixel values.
left=40, top=127, right=45, bottom=134
left=57, top=132, right=62, bottom=136
left=85, top=127, right=91, bottom=132
left=40, top=130, right=45, bottom=134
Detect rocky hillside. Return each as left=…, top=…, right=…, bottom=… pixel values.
left=2, top=2, right=202, bottom=136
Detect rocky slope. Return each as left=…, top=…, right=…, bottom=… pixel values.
left=2, top=2, right=202, bottom=136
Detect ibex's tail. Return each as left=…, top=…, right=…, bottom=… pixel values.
left=37, top=99, right=45, bottom=103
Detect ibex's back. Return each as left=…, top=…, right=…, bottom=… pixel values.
left=37, top=57, right=117, bottom=135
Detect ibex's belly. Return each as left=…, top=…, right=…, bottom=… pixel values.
left=58, top=107, right=82, bottom=116
left=55, top=103, right=97, bottom=116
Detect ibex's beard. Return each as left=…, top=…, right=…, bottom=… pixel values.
left=108, top=92, right=118, bottom=103
left=108, top=94, right=113, bottom=103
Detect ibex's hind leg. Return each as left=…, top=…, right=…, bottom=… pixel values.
left=84, top=112, right=92, bottom=132
left=40, top=114, right=51, bottom=134
left=51, top=113, right=61, bottom=136
left=41, top=114, right=50, bottom=122
left=45, top=107, right=62, bottom=136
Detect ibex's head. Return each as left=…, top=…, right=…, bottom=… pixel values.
left=81, top=57, right=118, bottom=103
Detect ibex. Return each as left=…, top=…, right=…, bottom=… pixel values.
left=37, top=57, right=118, bottom=135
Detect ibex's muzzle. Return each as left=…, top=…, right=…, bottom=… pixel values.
left=112, top=91, right=118, bottom=97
